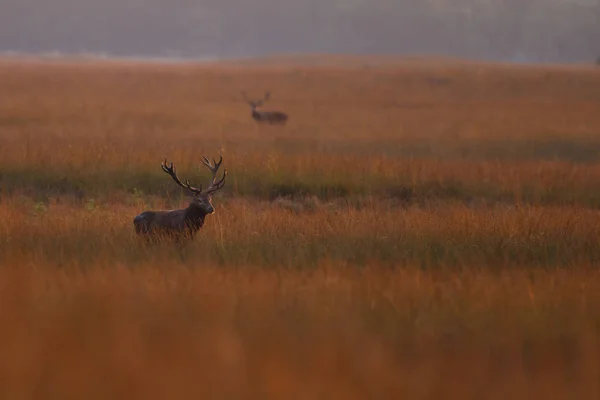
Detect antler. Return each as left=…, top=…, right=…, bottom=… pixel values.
left=254, top=91, right=271, bottom=107
left=201, top=155, right=227, bottom=194
left=241, top=91, right=271, bottom=107
left=241, top=91, right=254, bottom=106
left=161, top=160, right=203, bottom=194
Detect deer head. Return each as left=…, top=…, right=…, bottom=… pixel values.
left=161, top=155, right=227, bottom=215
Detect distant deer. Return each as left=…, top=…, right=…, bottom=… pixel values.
left=241, top=91, right=288, bottom=125
left=133, top=155, right=227, bottom=242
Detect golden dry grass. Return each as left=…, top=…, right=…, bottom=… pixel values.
left=1, top=56, right=600, bottom=398
left=2, top=198, right=600, bottom=268
left=2, top=58, right=600, bottom=205
left=2, top=264, right=600, bottom=399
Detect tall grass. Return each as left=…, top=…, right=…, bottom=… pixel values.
left=1, top=60, right=600, bottom=206
left=1, top=263, right=600, bottom=399
left=1, top=58, right=600, bottom=398
left=1, top=198, right=600, bottom=268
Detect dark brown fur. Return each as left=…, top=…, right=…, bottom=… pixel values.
left=242, top=91, right=289, bottom=125
left=134, top=156, right=227, bottom=242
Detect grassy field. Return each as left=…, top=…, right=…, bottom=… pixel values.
left=1, top=56, right=600, bottom=398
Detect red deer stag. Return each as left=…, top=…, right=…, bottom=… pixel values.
left=133, top=155, right=227, bottom=241
left=241, top=91, right=288, bottom=125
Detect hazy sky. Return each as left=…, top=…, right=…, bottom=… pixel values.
left=2, top=0, right=599, bottom=63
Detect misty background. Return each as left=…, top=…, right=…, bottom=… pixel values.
left=2, top=0, right=599, bottom=64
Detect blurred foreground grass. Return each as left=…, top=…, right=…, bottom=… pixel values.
left=1, top=263, right=599, bottom=399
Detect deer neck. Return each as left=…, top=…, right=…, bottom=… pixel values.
left=253, top=109, right=266, bottom=120
left=184, top=203, right=208, bottom=232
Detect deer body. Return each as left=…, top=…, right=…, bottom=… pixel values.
left=134, top=206, right=208, bottom=239
left=133, top=155, right=226, bottom=242
left=243, top=91, right=288, bottom=125
left=251, top=108, right=288, bottom=124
